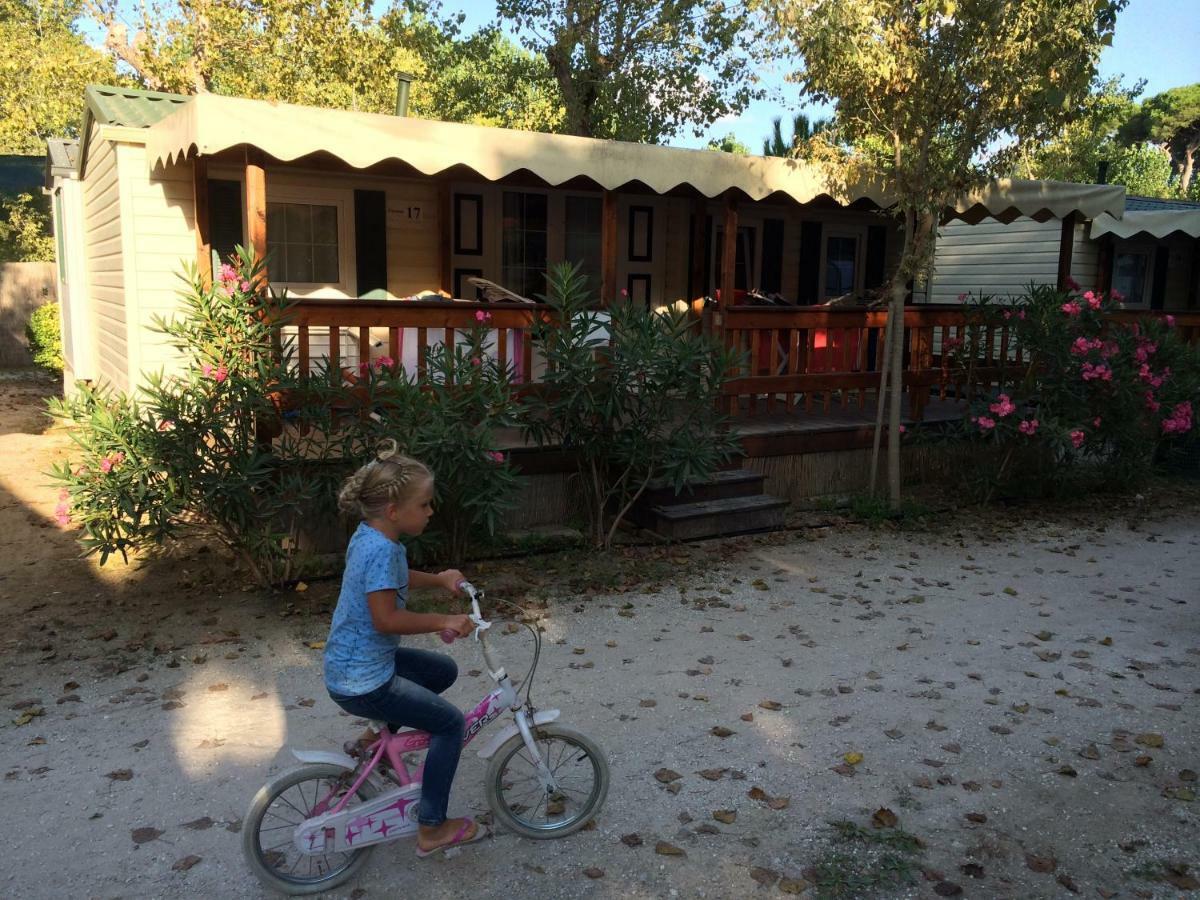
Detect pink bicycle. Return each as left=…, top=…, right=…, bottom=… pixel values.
left=241, top=581, right=609, bottom=895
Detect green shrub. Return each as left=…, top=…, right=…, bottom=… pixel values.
left=522, top=262, right=742, bottom=548
left=952, top=283, right=1199, bottom=499
left=26, top=301, right=63, bottom=374
left=49, top=247, right=522, bottom=584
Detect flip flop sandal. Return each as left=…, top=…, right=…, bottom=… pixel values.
left=415, top=817, right=485, bottom=858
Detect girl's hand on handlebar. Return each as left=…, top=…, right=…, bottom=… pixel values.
left=436, top=569, right=465, bottom=594
left=442, top=613, right=473, bottom=638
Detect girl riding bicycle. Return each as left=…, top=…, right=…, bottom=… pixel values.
left=323, top=441, right=483, bottom=857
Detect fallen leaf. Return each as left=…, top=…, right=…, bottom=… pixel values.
left=758, top=700, right=782, bottom=711
left=697, top=768, right=727, bottom=781
left=713, top=809, right=737, bottom=824
left=297, top=698, right=316, bottom=708
left=105, top=769, right=133, bottom=782
left=779, top=877, right=809, bottom=894
left=965, top=812, right=987, bottom=824
left=655, top=841, right=686, bottom=857
left=710, top=726, right=735, bottom=738
left=639, top=699, right=656, bottom=708
left=871, top=808, right=898, bottom=829
left=181, top=817, right=214, bottom=830
left=171, top=855, right=202, bottom=872
left=620, top=833, right=643, bottom=848
left=1056, top=873, right=1080, bottom=893
left=843, top=751, right=863, bottom=766
left=1025, top=853, right=1056, bottom=874
left=582, top=867, right=604, bottom=879
left=749, top=867, right=779, bottom=886
left=767, top=796, right=790, bottom=810
left=131, top=827, right=163, bottom=844
left=1135, top=733, right=1164, bottom=748
left=654, top=768, right=682, bottom=784
left=304, top=640, right=325, bottom=650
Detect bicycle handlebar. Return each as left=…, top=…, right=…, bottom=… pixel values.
left=440, top=580, right=487, bottom=644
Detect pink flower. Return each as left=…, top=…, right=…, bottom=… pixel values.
left=898, top=425, right=907, bottom=434
left=1018, top=310, right=1026, bottom=320
left=1144, top=391, right=1161, bottom=413
left=1080, top=362, right=1112, bottom=382
left=213, top=366, right=228, bottom=383
left=157, top=419, right=175, bottom=432
left=201, top=363, right=214, bottom=378
left=486, top=450, right=505, bottom=464
left=621, top=288, right=628, bottom=297
left=54, top=510, right=71, bottom=527
left=1134, top=340, right=1157, bottom=364
left=1110, top=289, right=1124, bottom=302
left=375, top=356, right=395, bottom=369
left=239, top=279, right=251, bottom=291
left=1018, top=419, right=1039, bottom=436
left=1002, top=310, right=1012, bottom=320
left=1065, top=277, right=1080, bottom=292
left=974, top=416, right=996, bottom=432
left=471, top=357, right=482, bottom=366
left=1083, top=290, right=1101, bottom=310
left=1093, top=417, right=1102, bottom=428
left=1165, top=315, right=1176, bottom=327
left=474, top=310, right=493, bottom=323
left=1070, top=336, right=1098, bottom=356
left=219, top=263, right=237, bottom=283
left=1069, top=429, right=1086, bottom=449
left=1138, top=364, right=1169, bottom=389
left=358, top=362, right=371, bottom=375
left=957, top=293, right=968, bottom=302
left=98, top=451, right=124, bottom=474
left=989, top=394, right=1016, bottom=418
left=1061, top=301, right=1081, bottom=316
left=58, top=488, right=69, bottom=501
left=1162, top=401, right=1193, bottom=435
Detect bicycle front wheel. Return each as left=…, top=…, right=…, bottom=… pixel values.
left=485, top=724, right=609, bottom=840
left=242, top=763, right=377, bottom=896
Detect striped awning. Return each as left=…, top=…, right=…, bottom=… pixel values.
left=1090, top=209, right=1200, bottom=240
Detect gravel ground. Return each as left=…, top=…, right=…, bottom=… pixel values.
left=2, top=375, right=1198, bottom=900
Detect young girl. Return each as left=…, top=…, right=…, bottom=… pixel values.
left=324, top=441, right=482, bottom=857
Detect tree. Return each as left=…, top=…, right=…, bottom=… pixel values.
left=769, top=0, right=1124, bottom=508
left=762, top=111, right=831, bottom=156
left=0, top=0, right=119, bottom=154
left=707, top=133, right=751, bottom=155
left=0, top=192, right=55, bottom=262
left=1119, top=84, right=1200, bottom=195
left=495, top=0, right=766, bottom=142
left=1107, top=143, right=1176, bottom=198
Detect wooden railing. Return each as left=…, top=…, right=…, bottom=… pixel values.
left=277, top=299, right=1200, bottom=421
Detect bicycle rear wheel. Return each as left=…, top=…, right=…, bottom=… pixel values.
left=242, top=763, right=377, bottom=895
left=485, top=724, right=609, bottom=839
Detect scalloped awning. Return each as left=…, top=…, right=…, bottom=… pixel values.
left=1090, top=209, right=1200, bottom=240
left=142, top=92, right=1125, bottom=222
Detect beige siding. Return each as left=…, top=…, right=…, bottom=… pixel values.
left=119, top=144, right=198, bottom=382
left=929, top=217, right=1098, bottom=303
left=80, top=127, right=127, bottom=390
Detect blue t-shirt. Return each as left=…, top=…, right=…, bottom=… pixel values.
left=324, top=522, right=408, bottom=696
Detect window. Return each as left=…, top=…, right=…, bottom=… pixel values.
left=267, top=202, right=340, bottom=284
left=564, top=195, right=602, bottom=295
left=501, top=191, right=548, bottom=299
left=1112, top=251, right=1149, bottom=305
left=713, top=226, right=758, bottom=293
left=822, top=233, right=861, bottom=299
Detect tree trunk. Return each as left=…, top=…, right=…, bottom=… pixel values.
left=1181, top=140, right=1197, bottom=197
left=886, top=207, right=916, bottom=509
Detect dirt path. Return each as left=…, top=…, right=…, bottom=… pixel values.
left=1, top=374, right=1198, bottom=899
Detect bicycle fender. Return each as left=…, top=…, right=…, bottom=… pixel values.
left=475, top=709, right=561, bottom=760
left=291, top=748, right=356, bottom=769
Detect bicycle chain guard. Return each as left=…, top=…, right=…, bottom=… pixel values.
left=294, top=782, right=423, bottom=855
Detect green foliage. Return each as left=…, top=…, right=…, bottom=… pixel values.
left=762, top=112, right=832, bottom=157
left=1119, top=83, right=1200, bottom=194
left=0, top=0, right=119, bottom=154
left=0, top=192, right=55, bottom=262
left=25, top=302, right=63, bottom=374
left=706, top=133, right=751, bottom=155
left=522, top=263, right=742, bottom=549
left=496, top=0, right=766, bottom=142
left=952, top=284, right=1200, bottom=499
left=1108, top=143, right=1177, bottom=198
left=49, top=246, right=522, bottom=583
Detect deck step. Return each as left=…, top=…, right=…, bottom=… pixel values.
left=638, top=469, right=766, bottom=509
left=649, top=494, right=788, bottom=542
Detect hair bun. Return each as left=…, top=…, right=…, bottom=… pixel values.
left=376, top=438, right=399, bottom=461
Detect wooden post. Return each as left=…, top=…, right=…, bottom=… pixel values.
left=244, top=147, right=267, bottom=271
left=438, top=181, right=452, bottom=295
left=600, top=190, right=618, bottom=306
left=1096, top=234, right=1114, bottom=295
left=1056, top=211, right=1077, bottom=292
left=690, top=196, right=707, bottom=304
left=192, top=155, right=212, bottom=285
left=719, top=192, right=738, bottom=312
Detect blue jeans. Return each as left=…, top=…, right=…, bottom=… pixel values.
left=328, top=647, right=464, bottom=827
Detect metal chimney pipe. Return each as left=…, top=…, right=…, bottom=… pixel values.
left=395, top=72, right=414, bottom=117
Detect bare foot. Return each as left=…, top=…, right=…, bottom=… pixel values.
left=417, top=817, right=477, bottom=853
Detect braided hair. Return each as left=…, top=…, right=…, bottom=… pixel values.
left=337, top=439, right=433, bottom=520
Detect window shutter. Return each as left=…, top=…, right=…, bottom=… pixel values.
left=354, top=190, right=388, bottom=296
left=761, top=218, right=784, bottom=295
left=865, top=225, right=887, bottom=290
left=1150, top=245, right=1169, bottom=310
left=798, top=221, right=822, bottom=304
left=208, top=179, right=243, bottom=271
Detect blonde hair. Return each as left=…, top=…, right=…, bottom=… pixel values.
left=338, top=439, right=433, bottom=520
